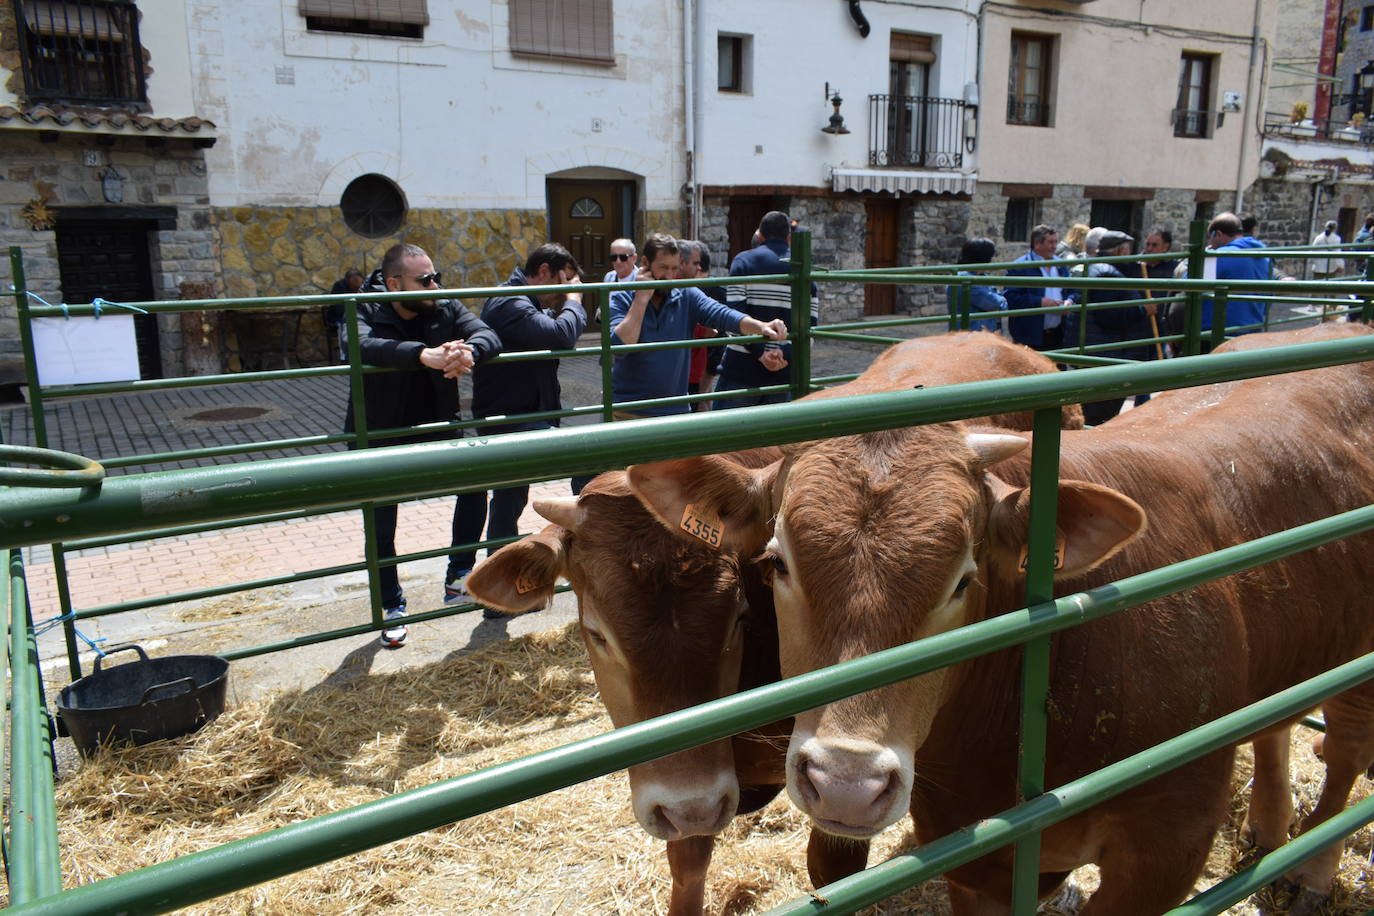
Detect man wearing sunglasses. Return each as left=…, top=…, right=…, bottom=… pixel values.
left=343, top=243, right=502, bottom=647
left=603, top=238, right=638, bottom=284
left=447, top=243, right=588, bottom=617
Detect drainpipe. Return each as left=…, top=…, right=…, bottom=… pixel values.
left=683, top=0, right=697, bottom=237
left=1234, top=0, right=1263, bottom=214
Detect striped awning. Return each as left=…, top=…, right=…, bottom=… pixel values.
left=830, top=168, right=977, bottom=196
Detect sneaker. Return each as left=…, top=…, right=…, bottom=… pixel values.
left=380, top=600, right=408, bottom=648
left=443, top=572, right=473, bottom=605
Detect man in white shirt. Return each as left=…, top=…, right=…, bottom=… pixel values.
left=1311, top=220, right=1346, bottom=279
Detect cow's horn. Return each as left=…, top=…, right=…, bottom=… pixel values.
left=965, top=433, right=1029, bottom=470
left=533, top=496, right=585, bottom=531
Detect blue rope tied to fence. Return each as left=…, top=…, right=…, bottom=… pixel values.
left=32, top=611, right=107, bottom=658
left=8, top=287, right=148, bottom=318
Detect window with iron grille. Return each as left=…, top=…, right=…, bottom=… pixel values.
left=298, top=0, right=428, bottom=39
left=14, top=0, right=146, bottom=106
left=510, top=0, right=614, bottom=65
left=1004, top=198, right=1040, bottom=242
left=1173, top=52, right=1215, bottom=138
left=1007, top=31, right=1053, bottom=126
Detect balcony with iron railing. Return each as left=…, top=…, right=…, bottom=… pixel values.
left=1261, top=111, right=1374, bottom=146
left=868, top=94, right=970, bottom=169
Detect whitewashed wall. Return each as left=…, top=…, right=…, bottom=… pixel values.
left=693, top=0, right=981, bottom=188
left=183, top=0, right=687, bottom=212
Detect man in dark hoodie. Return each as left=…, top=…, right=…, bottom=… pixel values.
left=446, top=243, right=587, bottom=616
left=343, top=243, right=501, bottom=647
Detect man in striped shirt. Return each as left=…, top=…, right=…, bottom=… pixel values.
left=714, top=211, right=818, bottom=408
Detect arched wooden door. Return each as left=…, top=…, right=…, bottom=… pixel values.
left=547, top=179, right=633, bottom=323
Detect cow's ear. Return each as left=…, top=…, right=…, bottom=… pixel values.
left=627, top=455, right=780, bottom=553
left=465, top=524, right=568, bottom=611
left=988, top=477, right=1146, bottom=580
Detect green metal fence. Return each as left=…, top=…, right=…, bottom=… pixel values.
left=4, top=233, right=1374, bottom=913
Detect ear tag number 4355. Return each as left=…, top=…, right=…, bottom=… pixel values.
left=680, top=503, right=724, bottom=547
left=1018, top=533, right=1067, bottom=572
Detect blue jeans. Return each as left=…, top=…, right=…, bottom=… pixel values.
left=452, top=420, right=553, bottom=575
left=713, top=373, right=791, bottom=410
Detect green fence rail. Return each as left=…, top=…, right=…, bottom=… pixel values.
left=5, top=231, right=1374, bottom=914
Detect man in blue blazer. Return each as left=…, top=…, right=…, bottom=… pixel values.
left=1003, top=224, right=1073, bottom=351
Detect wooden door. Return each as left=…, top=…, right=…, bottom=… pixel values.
left=548, top=179, right=630, bottom=323
left=864, top=198, right=900, bottom=316
left=727, top=197, right=775, bottom=264
left=55, top=220, right=161, bottom=378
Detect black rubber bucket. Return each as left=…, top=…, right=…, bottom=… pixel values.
left=56, top=645, right=229, bottom=757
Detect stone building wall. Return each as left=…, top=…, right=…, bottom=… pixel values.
left=215, top=205, right=683, bottom=368
left=0, top=132, right=216, bottom=378
left=698, top=193, right=971, bottom=325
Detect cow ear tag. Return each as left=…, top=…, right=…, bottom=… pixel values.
left=514, top=574, right=540, bottom=595
left=680, top=503, right=725, bottom=548
left=1018, top=532, right=1067, bottom=572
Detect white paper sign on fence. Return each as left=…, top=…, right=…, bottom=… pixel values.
left=31, top=315, right=141, bottom=386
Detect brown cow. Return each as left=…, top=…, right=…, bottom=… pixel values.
left=629, top=323, right=1374, bottom=914
left=468, top=332, right=1083, bottom=915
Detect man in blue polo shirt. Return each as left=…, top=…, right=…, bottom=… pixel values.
left=610, top=233, right=787, bottom=418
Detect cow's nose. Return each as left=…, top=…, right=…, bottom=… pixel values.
left=795, top=753, right=902, bottom=830
left=649, top=794, right=733, bottom=840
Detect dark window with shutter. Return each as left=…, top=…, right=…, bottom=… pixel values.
left=14, top=0, right=146, bottom=106
left=510, top=0, right=614, bottom=65
left=298, top=0, right=428, bottom=39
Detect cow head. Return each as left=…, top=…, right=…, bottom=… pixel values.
left=631, top=426, right=1146, bottom=839
left=464, top=471, right=769, bottom=842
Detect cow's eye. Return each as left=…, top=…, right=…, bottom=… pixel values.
left=771, top=554, right=789, bottom=577
left=584, top=626, right=608, bottom=647
left=953, top=575, right=973, bottom=595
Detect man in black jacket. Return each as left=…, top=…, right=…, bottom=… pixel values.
left=447, top=244, right=586, bottom=615
left=343, top=243, right=501, bottom=646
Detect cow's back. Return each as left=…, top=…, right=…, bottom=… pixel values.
left=807, top=332, right=1085, bottom=429
left=989, top=324, right=1374, bottom=757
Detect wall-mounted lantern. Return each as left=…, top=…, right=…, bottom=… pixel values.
left=821, top=83, right=850, bottom=135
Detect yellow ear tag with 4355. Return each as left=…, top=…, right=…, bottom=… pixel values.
left=680, top=503, right=724, bottom=548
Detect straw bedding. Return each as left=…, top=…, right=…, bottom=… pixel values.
left=16, top=624, right=1374, bottom=914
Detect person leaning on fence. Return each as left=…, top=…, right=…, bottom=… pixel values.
left=325, top=268, right=364, bottom=362
left=1311, top=220, right=1346, bottom=279
left=342, top=243, right=502, bottom=648
left=713, top=211, right=817, bottom=409
left=446, top=243, right=587, bottom=618
left=1201, top=212, right=1271, bottom=348
left=609, top=232, right=787, bottom=419
left=948, top=238, right=1008, bottom=334
left=1069, top=230, right=1154, bottom=426
left=1004, top=224, right=1075, bottom=352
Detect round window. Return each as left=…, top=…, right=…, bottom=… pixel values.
left=340, top=174, right=407, bottom=237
